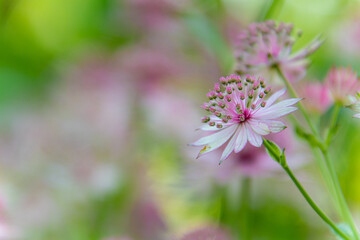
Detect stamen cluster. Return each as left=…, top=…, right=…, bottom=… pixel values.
left=201, top=74, right=270, bottom=128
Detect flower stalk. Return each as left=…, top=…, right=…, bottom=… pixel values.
left=282, top=164, right=351, bottom=240
left=275, top=66, right=360, bottom=240
left=240, top=177, right=252, bottom=240
left=263, top=139, right=351, bottom=239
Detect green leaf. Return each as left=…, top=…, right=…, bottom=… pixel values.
left=262, top=138, right=282, bottom=163
left=295, top=126, right=324, bottom=150
left=280, top=148, right=288, bottom=168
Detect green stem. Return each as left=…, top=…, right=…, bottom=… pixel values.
left=240, top=177, right=252, bottom=240
left=322, top=150, right=360, bottom=240
left=275, top=66, right=318, bottom=136
left=283, top=165, right=351, bottom=240
left=325, top=104, right=341, bottom=146
left=276, top=66, right=359, bottom=239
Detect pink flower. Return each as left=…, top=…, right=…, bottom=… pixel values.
left=179, top=226, right=231, bottom=240
left=325, top=67, right=360, bottom=104
left=299, top=82, right=333, bottom=114
left=190, top=74, right=300, bottom=163
left=234, top=21, right=322, bottom=83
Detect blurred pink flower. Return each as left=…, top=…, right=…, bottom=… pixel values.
left=190, top=75, right=300, bottom=163
left=299, top=82, right=333, bottom=114
left=325, top=67, right=360, bottom=104
left=128, top=200, right=167, bottom=240
left=179, top=226, right=231, bottom=240
left=234, top=21, right=322, bottom=83
left=124, top=0, right=182, bottom=30
left=142, top=85, right=200, bottom=141
left=331, top=16, right=360, bottom=57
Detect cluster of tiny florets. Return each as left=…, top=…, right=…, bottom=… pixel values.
left=201, top=74, right=271, bottom=128
left=235, top=21, right=298, bottom=74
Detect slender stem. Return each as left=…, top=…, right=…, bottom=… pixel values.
left=276, top=66, right=359, bottom=239
left=240, top=177, right=252, bottom=240
left=283, top=165, right=351, bottom=240
left=325, top=104, right=341, bottom=146
left=275, top=66, right=318, bottom=136
left=322, top=150, right=360, bottom=240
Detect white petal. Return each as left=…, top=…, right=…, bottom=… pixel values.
left=197, top=123, right=231, bottom=131
left=348, top=102, right=360, bottom=112
left=265, top=88, right=287, bottom=107
left=248, top=119, right=270, bottom=135
left=219, top=126, right=241, bottom=164
left=353, top=113, right=360, bottom=118
left=234, top=125, right=247, bottom=153
left=267, top=98, right=302, bottom=110
left=263, top=120, right=286, bottom=133
left=190, top=124, right=237, bottom=146
left=253, top=106, right=298, bottom=119
left=246, top=123, right=263, bottom=147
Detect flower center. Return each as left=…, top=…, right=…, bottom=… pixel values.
left=236, top=109, right=251, bottom=123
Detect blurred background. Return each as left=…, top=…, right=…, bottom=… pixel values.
left=0, top=0, right=360, bottom=239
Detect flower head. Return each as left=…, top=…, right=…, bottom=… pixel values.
left=235, top=21, right=322, bottom=83
left=190, top=74, right=300, bottom=164
left=325, top=66, right=360, bottom=104
left=300, top=82, right=333, bottom=114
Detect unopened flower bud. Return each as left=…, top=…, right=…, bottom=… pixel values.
left=226, top=86, right=232, bottom=94
left=264, top=87, right=271, bottom=94
left=201, top=116, right=210, bottom=123
left=214, top=83, right=221, bottom=92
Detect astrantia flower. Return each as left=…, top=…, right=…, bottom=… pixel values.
left=325, top=66, right=360, bottom=104
left=235, top=21, right=322, bottom=83
left=300, top=82, right=332, bottom=114
left=190, top=74, right=300, bottom=163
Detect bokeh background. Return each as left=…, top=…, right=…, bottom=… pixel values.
left=0, top=0, right=360, bottom=239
